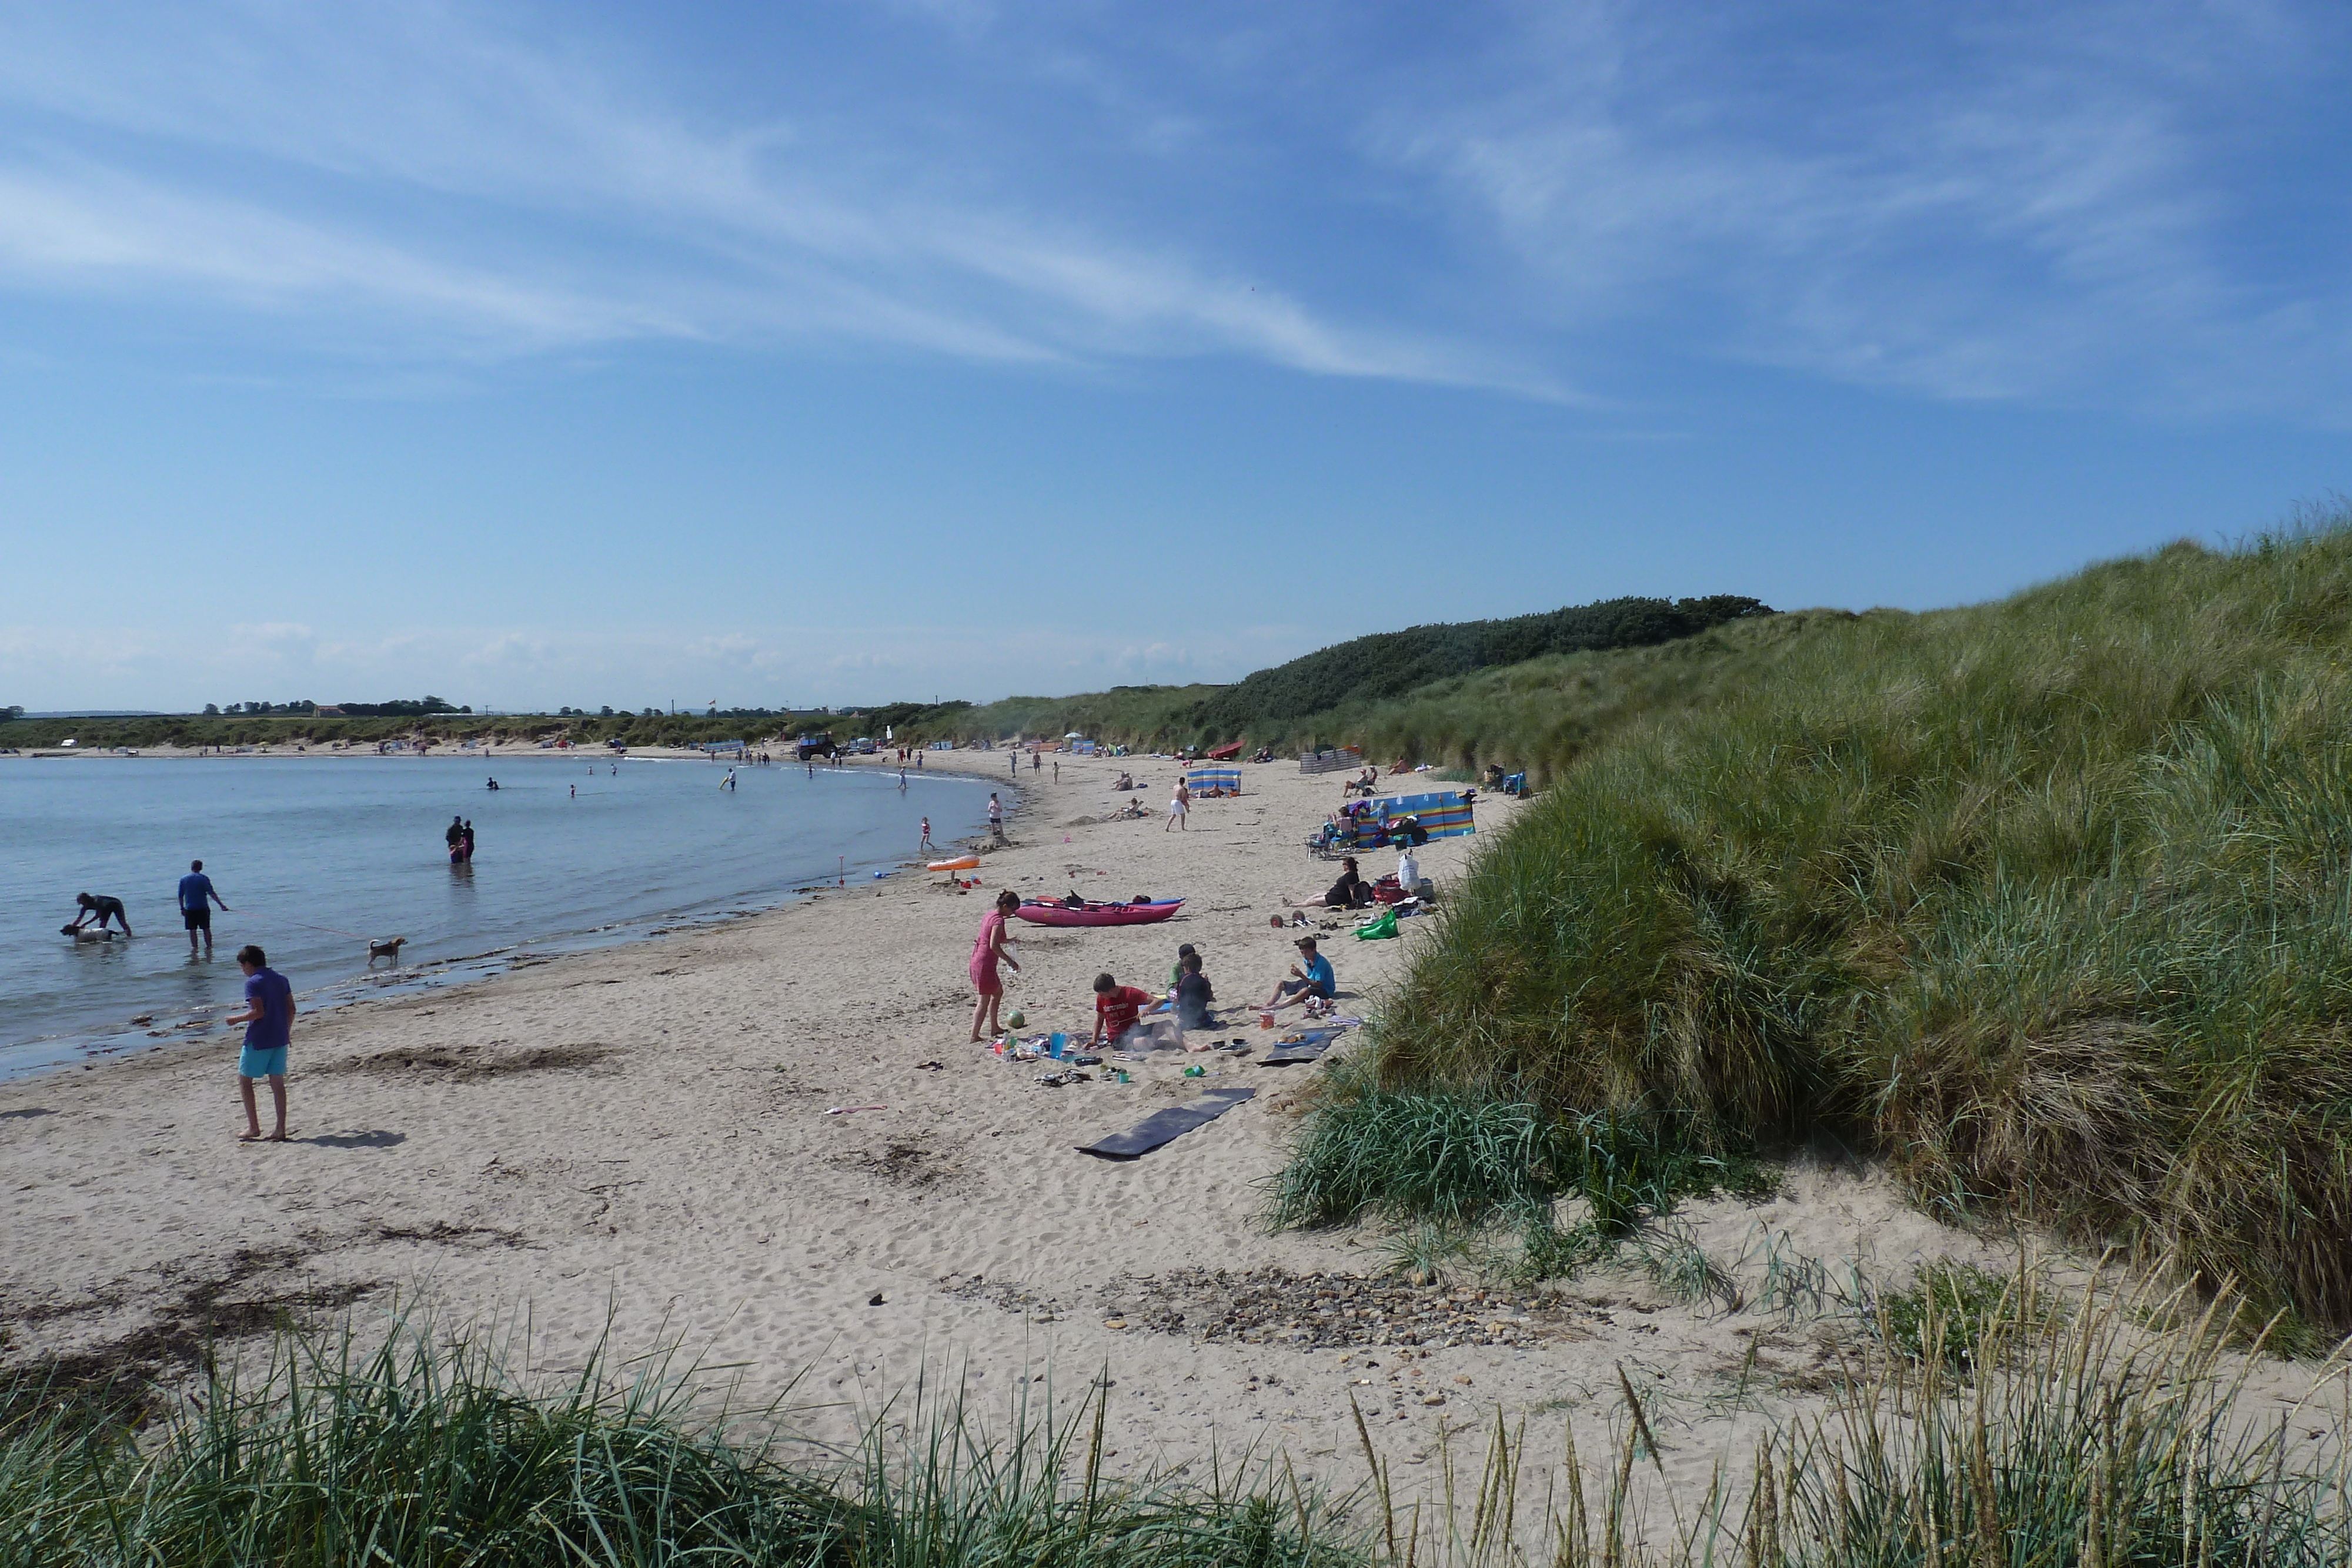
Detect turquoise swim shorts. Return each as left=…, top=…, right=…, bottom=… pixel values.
left=238, top=1045, right=289, bottom=1079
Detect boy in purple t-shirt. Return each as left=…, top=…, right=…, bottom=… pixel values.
left=224, top=943, right=296, bottom=1142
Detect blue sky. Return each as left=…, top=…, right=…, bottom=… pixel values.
left=4, top=1, right=2349, bottom=712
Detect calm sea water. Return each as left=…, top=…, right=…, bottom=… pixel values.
left=0, top=754, right=993, bottom=1078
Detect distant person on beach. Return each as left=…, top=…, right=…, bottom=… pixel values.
left=66, top=892, right=131, bottom=937
left=447, top=815, right=466, bottom=857
left=462, top=821, right=476, bottom=861
left=1052, top=759, right=1058, bottom=783
left=1031, top=751, right=1040, bottom=771
left=968, top=889, right=1021, bottom=1041
left=1165, top=778, right=1190, bottom=832
left=1263, top=935, right=1335, bottom=1010
left=1169, top=942, right=1198, bottom=987
left=178, top=860, right=229, bottom=955
left=988, top=794, right=1004, bottom=840
left=920, top=817, right=934, bottom=852
left=225, top=943, right=294, bottom=1142
left=1090, top=971, right=1154, bottom=1051
left=1010, top=752, right=1018, bottom=776
left=720, top=768, right=736, bottom=791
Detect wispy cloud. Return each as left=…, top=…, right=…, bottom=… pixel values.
left=1359, top=0, right=2350, bottom=411
left=0, top=2, right=1536, bottom=387
left=0, top=2, right=2341, bottom=414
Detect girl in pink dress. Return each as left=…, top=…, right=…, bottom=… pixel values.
left=968, top=889, right=1022, bottom=1041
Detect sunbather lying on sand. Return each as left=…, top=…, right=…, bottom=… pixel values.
left=1287, top=857, right=1370, bottom=908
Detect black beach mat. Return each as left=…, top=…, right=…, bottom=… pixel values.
left=1259, top=1026, right=1350, bottom=1065
left=1078, top=1087, right=1255, bottom=1159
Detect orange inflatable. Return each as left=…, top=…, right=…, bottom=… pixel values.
left=927, top=855, right=981, bottom=871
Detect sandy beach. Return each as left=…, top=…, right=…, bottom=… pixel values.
left=2, top=749, right=2326, bottom=1516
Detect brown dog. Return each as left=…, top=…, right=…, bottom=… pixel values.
left=366, top=936, right=407, bottom=962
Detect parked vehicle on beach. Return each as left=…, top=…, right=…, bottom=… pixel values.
left=796, top=731, right=838, bottom=760
left=848, top=737, right=878, bottom=754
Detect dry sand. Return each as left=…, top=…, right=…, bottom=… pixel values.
left=1, top=751, right=2335, bottom=1522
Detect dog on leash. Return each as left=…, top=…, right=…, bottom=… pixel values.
left=366, top=936, right=407, bottom=962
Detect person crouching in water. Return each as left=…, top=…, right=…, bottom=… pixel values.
left=968, top=890, right=1021, bottom=1041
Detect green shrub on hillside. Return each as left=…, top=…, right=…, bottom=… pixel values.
left=1193, top=596, right=1773, bottom=734
left=1333, top=523, right=2352, bottom=1330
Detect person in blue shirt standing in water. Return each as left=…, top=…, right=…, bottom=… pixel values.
left=225, top=944, right=295, bottom=1142
left=178, top=858, right=230, bottom=956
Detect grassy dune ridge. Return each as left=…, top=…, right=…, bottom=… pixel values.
left=1332, top=524, right=2352, bottom=1330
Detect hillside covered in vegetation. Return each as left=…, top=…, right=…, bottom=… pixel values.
left=1294, top=524, right=2352, bottom=1333
left=940, top=594, right=1775, bottom=754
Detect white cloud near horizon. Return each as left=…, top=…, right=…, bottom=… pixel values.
left=0, top=1, right=2341, bottom=413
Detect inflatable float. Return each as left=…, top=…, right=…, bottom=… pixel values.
left=1014, top=898, right=1185, bottom=928
left=927, top=855, right=981, bottom=871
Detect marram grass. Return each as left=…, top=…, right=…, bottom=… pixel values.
left=8, top=1271, right=2344, bottom=1567
left=1329, top=520, right=2352, bottom=1333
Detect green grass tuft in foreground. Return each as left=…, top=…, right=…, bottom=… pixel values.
left=1318, top=519, right=2352, bottom=1332
left=0, top=1318, right=1364, bottom=1567
left=10, top=1273, right=2344, bottom=1567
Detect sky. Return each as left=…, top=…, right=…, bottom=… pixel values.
left=4, top=1, right=2350, bottom=713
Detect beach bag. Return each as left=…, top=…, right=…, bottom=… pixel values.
left=1355, top=909, right=1399, bottom=941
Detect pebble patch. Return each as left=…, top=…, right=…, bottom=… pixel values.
left=950, top=1268, right=1591, bottom=1350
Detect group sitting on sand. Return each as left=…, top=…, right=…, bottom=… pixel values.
left=964, top=884, right=1333, bottom=1050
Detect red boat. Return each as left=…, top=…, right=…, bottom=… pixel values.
left=1014, top=898, right=1185, bottom=927
left=1205, top=741, right=1244, bottom=760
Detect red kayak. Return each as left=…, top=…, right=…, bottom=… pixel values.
left=1205, top=741, right=1244, bottom=760
left=1014, top=898, right=1185, bottom=927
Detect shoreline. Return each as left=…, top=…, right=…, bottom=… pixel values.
left=2, top=750, right=1022, bottom=1084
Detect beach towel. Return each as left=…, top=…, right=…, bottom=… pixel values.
left=1077, top=1087, right=1255, bottom=1159
left=1260, top=1027, right=1349, bottom=1065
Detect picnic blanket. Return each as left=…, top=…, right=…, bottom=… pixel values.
left=1259, top=1027, right=1351, bottom=1065
left=1184, top=765, right=1241, bottom=795
left=1362, top=790, right=1475, bottom=840
left=1077, top=1086, right=1255, bottom=1159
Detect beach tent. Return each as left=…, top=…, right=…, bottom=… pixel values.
left=1184, top=765, right=1242, bottom=795
left=1362, top=789, right=1475, bottom=839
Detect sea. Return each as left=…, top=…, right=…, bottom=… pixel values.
left=0, top=753, right=994, bottom=1079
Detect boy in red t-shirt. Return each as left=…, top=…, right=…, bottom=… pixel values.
left=1090, top=971, right=1154, bottom=1049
